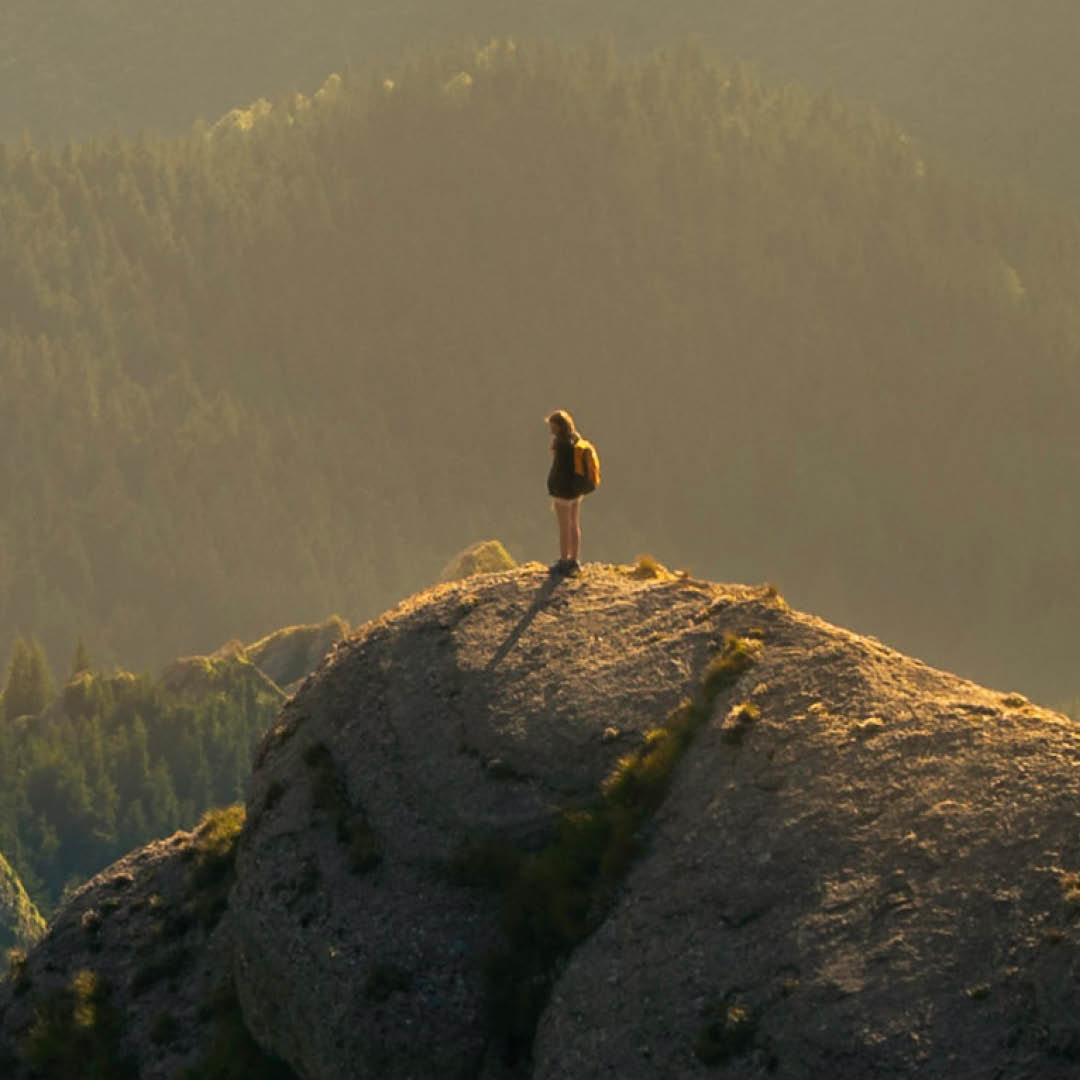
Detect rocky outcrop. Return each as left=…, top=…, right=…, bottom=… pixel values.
left=533, top=606, right=1080, bottom=1078
left=5, top=563, right=1080, bottom=1079
left=243, top=615, right=351, bottom=693
left=0, top=809, right=284, bottom=1080
left=233, top=564, right=1080, bottom=1079
left=160, top=615, right=349, bottom=700
left=232, top=562, right=725, bottom=1078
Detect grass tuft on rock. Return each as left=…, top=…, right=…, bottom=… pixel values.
left=22, top=968, right=138, bottom=1079
left=462, top=635, right=759, bottom=1064
left=303, top=743, right=381, bottom=874
left=694, top=999, right=757, bottom=1065
left=720, top=700, right=761, bottom=745
left=6, top=946, right=31, bottom=996
left=187, top=804, right=246, bottom=930
left=703, top=633, right=761, bottom=699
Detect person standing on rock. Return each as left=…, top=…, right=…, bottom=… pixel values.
left=546, top=409, right=600, bottom=575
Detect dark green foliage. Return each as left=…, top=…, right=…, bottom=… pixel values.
left=22, top=969, right=139, bottom=1079
left=183, top=804, right=246, bottom=931
left=0, top=654, right=278, bottom=914
left=695, top=999, right=757, bottom=1066
left=173, top=980, right=299, bottom=1080
left=0, top=851, right=45, bottom=950
left=6, top=947, right=31, bottom=996
left=2, top=638, right=54, bottom=722
left=70, top=638, right=91, bottom=679
left=473, top=638, right=757, bottom=1062
left=303, top=744, right=381, bottom=874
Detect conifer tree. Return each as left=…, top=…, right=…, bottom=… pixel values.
left=70, top=636, right=91, bottom=679
left=0, top=638, right=44, bottom=721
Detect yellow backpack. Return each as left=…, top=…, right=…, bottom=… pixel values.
left=572, top=438, right=601, bottom=495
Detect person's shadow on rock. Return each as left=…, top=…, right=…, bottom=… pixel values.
left=485, top=574, right=565, bottom=671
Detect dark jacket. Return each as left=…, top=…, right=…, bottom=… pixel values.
left=547, top=434, right=579, bottom=499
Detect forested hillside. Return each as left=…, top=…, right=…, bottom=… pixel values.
left=3, top=42, right=1080, bottom=700
left=3, top=2, right=1080, bottom=203
left=0, top=851, right=43, bottom=950
left=0, top=638, right=283, bottom=913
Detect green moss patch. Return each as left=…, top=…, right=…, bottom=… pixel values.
left=456, top=633, right=759, bottom=1064
left=22, top=968, right=138, bottom=1079
left=186, top=804, right=246, bottom=930
left=303, top=744, right=381, bottom=874
left=694, top=999, right=757, bottom=1066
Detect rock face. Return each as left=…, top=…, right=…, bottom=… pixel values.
left=532, top=605, right=1080, bottom=1078
left=0, top=813, right=255, bottom=1080
left=232, top=563, right=723, bottom=1078
left=243, top=615, right=351, bottom=693
left=234, top=564, right=1080, bottom=1079
left=6, top=564, right=1080, bottom=1079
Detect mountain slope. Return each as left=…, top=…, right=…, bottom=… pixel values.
left=236, top=564, right=1080, bottom=1078
left=3, top=565, right=1080, bottom=1076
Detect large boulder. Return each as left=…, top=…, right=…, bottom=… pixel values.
left=0, top=808, right=286, bottom=1080
left=231, top=562, right=730, bottom=1078
left=533, top=609, right=1080, bottom=1077
left=7, top=565, right=1080, bottom=1079
left=233, top=564, right=1080, bottom=1079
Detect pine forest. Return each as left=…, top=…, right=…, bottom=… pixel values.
left=3, top=40, right=1080, bottom=708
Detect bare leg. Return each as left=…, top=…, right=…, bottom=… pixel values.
left=554, top=501, right=572, bottom=561
left=568, top=499, right=582, bottom=562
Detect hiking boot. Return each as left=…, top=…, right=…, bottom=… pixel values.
left=563, top=559, right=581, bottom=575
left=550, top=559, right=570, bottom=574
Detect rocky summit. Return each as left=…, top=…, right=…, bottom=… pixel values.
left=4, top=563, right=1080, bottom=1079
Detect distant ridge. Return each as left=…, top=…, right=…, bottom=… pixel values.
left=3, top=2, right=1080, bottom=202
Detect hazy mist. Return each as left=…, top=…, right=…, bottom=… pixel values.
left=1, top=23, right=1079, bottom=707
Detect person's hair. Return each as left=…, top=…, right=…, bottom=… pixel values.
left=546, top=410, right=576, bottom=439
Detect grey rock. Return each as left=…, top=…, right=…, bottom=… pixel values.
left=0, top=827, right=237, bottom=1080
left=232, top=564, right=725, bottom=1079
left=533, top=611, right=1080, bottom=1079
